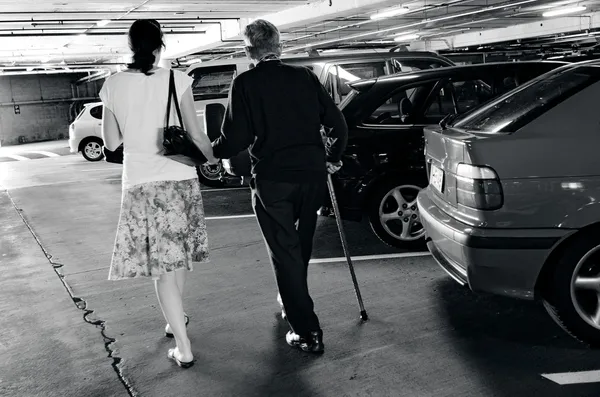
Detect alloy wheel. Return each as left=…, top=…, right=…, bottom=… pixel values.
left=199, top=163, right=223, bottom=180
left=378, top=184, right=424, bottom=242
left=85, top=141, right=103, bottom=160
left=570, top=244, right=600, bottom=330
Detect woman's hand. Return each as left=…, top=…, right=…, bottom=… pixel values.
left=206, top=154, right=220, bottom=165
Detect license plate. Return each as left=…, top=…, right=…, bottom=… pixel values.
left=430, top=164, right=444, bottom=193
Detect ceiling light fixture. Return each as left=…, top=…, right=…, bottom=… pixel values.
left=543, top=5, right=586, bottom=17
left=394, top=33, right=420, bottom=42
left=371, top=6, right=410, bottom=20
left=96, top=20, right=111, bottom=27
left=284, top=0, right=537, bottom=53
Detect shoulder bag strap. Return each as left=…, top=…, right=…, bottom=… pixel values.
left=169, top=70, right=185, bottom=127
left=165, top=69, right=174, bottom=128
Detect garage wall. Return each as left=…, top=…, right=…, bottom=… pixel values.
left=0, top=74, right=100, bottom=146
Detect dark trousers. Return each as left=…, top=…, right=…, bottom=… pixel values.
left=251, top=177, right=327, bottom=336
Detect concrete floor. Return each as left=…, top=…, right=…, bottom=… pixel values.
left=2, top=153, right=600, bottom=397
left=0, top=139, right=72, bottom=161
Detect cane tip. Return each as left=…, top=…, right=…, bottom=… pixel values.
left=359, top=311, right=369, bottom=322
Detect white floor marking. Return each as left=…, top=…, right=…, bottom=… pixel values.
left=26, top=151, right=60, bottom=157
left=4, top=154, right=30, bottom=161
left=542, top=370, right=600, bottom=385
left=309, top=252, right=431, bottom=264
left=80, top=168, right=122, bottom=172
left=201, top=187, right=249, bottom=192
left=205, top=214, right=256, bottom=220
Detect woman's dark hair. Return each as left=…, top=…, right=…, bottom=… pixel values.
left=127, top=19, right=165, bottom=75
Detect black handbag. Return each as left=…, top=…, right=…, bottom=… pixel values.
left=162, top=69, right=208, bottom=165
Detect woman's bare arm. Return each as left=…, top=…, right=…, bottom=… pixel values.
left=101, top=107, right=123, bottom=151
left=180, top=87, right=218, bottom=164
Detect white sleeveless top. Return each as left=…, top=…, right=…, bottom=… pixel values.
left=99, top=68, right=197, bottom=189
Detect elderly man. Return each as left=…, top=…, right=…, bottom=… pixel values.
left=211, top=19, right=348, bottom=354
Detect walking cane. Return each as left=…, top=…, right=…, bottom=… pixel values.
left=326, top=173, right=369, bottom=322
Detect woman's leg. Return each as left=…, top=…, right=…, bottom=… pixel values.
left=155, top=271, right=193, bottom=362
left=175, top=268, right=186, bottom=297
left=165, top=269, right=188, bottom=335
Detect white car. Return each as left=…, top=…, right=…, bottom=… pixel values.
left=68, top=102, right=105, bottom=161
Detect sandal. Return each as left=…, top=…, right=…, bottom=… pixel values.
left=165, top=314, right=190, bottom=338
left=167, top=348, right=194, bottom=368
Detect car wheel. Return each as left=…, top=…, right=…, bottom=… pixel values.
left=543, top=233, right=600, bottom=347
left=367, top=180, right=426, bottom=248
left=196, top=161, right=226, bottom=188
left=81, top=137, right=104, bottom=162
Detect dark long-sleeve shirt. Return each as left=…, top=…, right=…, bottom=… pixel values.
left=212, top=59, right=348, bottom=182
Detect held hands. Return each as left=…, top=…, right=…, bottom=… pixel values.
left=326, top=161, right=343, bottom=174
left=206, top=154, right=220, bottom=165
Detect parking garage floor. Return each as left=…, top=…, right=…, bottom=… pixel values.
left=3, top=151, right=600, bottom=397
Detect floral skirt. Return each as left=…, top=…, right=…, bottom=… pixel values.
left=108, top=178, right=209, bottom=280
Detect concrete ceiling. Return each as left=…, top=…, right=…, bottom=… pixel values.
left=1, top=0, right=600, bottom=73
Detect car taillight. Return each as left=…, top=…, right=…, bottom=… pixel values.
left=456, top=163, right=503, bottom=210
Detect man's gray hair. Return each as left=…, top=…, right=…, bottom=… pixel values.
left=243, top=19, right=281, bottom=61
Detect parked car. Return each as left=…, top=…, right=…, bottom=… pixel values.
left=187, top=50, right=455, bottom=187
left=418, top=60, right=600, bottom=345
left=68, top=102, right=105, bottom=161
left=223, top=61, right=565, bottom=248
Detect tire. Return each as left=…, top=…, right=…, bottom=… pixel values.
left=80, top=137, right=104, bottom=162
left=542, top=232, right=600, bottom=347
left=367, top=179, right=426, bottom=249
left=196, top=162, right=226, bottom=188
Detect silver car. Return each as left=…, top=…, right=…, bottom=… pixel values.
left=418, top=60, right=600, bottom=346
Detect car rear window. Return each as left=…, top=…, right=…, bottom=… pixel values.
left=450, top=64, right=600, bottom=133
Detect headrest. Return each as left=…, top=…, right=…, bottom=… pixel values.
left=400, top=98, right=412, bottom=115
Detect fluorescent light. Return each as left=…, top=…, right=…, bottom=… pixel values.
left=543, top=5, right=586, bottom=17
left=394, top=33, right=420, bottom=42
left=371, top=6, right=410, bottom=20
left=96, top=20, right=111, bottom=27
left=283, top=0, right=537, bottom=53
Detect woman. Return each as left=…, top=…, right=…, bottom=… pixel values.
left=99, top=19, right=217, bottom=368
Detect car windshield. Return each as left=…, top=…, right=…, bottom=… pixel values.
left=450, top=63, right=600, bottom=133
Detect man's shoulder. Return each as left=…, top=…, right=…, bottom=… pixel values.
left=279, top=62, right=315, bottom=76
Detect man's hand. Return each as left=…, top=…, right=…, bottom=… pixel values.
left=326, top=161, right=343, bottom=174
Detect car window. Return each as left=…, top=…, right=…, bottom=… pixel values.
left=190, top=65, right=237, bottom=101
left=391, top=58, right=449, bottom=74
left=452, top=65, right=600, bottom=133
left=90, top=105, right=103, bottom=120
left=365, top=84, right=430, bottom=125
left=325, top=61, right=389, bottom=104
left=424, top=79, right=494, bottom=123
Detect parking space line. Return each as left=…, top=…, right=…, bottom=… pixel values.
left=80, top=168, right=122, bottom=172
left=542, top=370, right=600, bottom=385
left=26, top=151, right=60, bottom=157
left=205, top=214, right=255, bottom=220
left=3, top=154, right=30, bottom=161
left=309, top=252, right=431, bottom=264
left=202, top=187, right=249, bottom=192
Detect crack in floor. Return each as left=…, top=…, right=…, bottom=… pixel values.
left=7, top=192, right=139, bottom=397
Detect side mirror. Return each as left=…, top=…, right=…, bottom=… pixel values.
left=439, top=113, right=457, bottom=130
